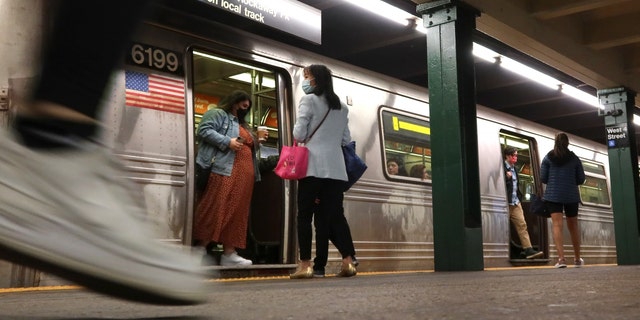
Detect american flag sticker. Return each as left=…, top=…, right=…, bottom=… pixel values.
left=125, top=70, right=185, bottom=114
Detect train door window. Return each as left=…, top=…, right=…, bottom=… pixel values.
left=499, top=133, right=536, bottom=201
left=379, top=107, right=431, bottom=183
left=579, top=160, right=611, bottom=206
left=191, top=51, right=279, bottom=154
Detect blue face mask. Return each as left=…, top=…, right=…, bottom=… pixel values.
left=302, top=79, right=315, bottom=94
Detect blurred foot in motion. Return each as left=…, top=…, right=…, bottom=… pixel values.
left=0, top=128, right=209, bottom=305
left=0, top=0, right=208, bottom=305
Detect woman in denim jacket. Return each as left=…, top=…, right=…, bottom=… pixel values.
left=193, top=90, right=261, bottom=266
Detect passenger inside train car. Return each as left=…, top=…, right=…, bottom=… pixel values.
left=191, top=50, right=282, bottom=265
left=409, top=164, right=429, bottom=180
left=386, top=157, right=406, bottom=176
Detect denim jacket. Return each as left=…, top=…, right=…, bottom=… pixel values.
left=196, top=108, right=261, bottom=181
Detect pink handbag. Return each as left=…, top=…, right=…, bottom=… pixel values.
left=275, top=109, right=330, bottom=180
left=274, top=141, right=308, bottom=180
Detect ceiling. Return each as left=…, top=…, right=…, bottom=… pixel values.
left=298, top=0, right=640, bottom=147
left=159, top=0, right=640, bottom=147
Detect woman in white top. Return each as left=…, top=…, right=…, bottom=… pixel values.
left=289, top=64, right=357, bottom=279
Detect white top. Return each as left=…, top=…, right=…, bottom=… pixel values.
left=293, top=93, right=351, bottom=181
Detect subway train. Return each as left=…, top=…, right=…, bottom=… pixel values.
left=2, top=1, right=615, bottom=275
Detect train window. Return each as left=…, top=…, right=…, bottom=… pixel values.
left=379, top=108, right=431, bottom=183
left=191, top=50, right=279, bottom=156
left=579, top=161, right=610, bottom=206
left=499, top=133, right=537, bottom=201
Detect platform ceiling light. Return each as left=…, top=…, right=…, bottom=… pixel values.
left=471, top=43, right=603, bottom=110
left=342, top=0, right=414, bottom=26
left=341, top=0, right=627, bottom=122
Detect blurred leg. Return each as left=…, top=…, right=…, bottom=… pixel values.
left=551, top=212, right=565, bottom=260
left=509, top=204, right=532, bottom=248
left=32, top=0, right=148, bottom=119
left=17, top=0, right=149, bottom=148
left=566, top=216, right=581, bottom=260
left=0, top=0, right=208, bottom=305
left=313, top=194, right=330, bottom=272
left=296, top=178, right=319, bottom=262
left=321, top=180, right=356, bottom=260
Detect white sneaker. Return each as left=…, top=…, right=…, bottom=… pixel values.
left=575, top=258, right=585, bottom=268
left=220, top=252, right=252, bottom=266
left=554, top=259, right=567, bottom=268
left=0, top=130, right=208, bottom=305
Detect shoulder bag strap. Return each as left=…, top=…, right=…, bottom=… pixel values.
left=304, top=109, right=331, bottom=143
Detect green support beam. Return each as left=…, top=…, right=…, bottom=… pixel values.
left=417, top=0, right=483, bottom=271
left=598, top=87, right=640, bottom=265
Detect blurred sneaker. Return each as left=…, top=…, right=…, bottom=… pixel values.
left=220, top=252, right=252, bottom=266
left=554, top=259, right=567, bottom=268
left=575, top=258, right=585, bottom=268
left=523, top=247, right=543, bottom=259
left=313, top=268, right=325, bottom=278
left=0, top=130, right=208, bottom=305
left=352, top=255, right=359, bottom=267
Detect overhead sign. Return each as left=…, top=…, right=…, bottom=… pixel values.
left=197, top=0, right=322, bottom=44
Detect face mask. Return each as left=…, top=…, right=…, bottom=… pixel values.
left=237, top=108, right=249, bottom=120
left=302, top=79, right=315, bottom=94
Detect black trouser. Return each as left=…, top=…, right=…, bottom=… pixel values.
left=297, top=177, right=355, bottom=270
left=32, top=0, right=149, bottom=118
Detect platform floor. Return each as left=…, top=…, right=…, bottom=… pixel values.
left=0, top=264, right=639, bottom=319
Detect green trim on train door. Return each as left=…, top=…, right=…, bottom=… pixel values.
left=418, top=1, right=483, bottom=271
left=598, top=87, right=640, bottom=265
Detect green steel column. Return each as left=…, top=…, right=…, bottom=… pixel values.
left=598, top=87, right=640, bottom=265
left=417, top=0, right=483, bottom=271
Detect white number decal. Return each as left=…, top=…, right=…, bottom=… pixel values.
left=130, top=44, right=145, bottom=65
left=129, top=43, right=181, bottom=73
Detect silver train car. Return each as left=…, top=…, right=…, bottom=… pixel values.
left=1, top=2, right=615, bottom=278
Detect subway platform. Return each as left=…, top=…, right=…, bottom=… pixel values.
left=0, top=264, right=639, bottom=319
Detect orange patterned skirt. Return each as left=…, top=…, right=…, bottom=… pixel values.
left=193, top=127, right=255, bottom=249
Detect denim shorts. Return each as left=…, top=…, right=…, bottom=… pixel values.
left=545, top=201, right=579, bottom=217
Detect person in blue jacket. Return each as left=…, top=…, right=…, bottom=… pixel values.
left=541, top=132, right=586, bottom=268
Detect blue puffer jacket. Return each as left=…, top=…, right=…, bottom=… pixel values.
left=540, top=150, right=585, bottom=203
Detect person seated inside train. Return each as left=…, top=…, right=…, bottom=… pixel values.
left=410, top=164, right=430, bottom=180
left=387, top=157, right=408, bottom=176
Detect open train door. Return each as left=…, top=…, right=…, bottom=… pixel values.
left=500, top=131, right=549, bottom=264
left=187, top=49, right=290, bottom=266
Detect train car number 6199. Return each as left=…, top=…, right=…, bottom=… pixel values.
left=127, top=43, right=183, bottom=75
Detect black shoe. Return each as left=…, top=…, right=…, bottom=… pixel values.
left=523, top=247, right=543, bottom=259
left=313, top=268, right=325, bottom=278
left=352, top=255, right=359, bottom=267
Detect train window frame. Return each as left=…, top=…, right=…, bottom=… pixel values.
left=579, top=159, right=611, bottom=207
left=378, top=106, right=431, bottom=184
